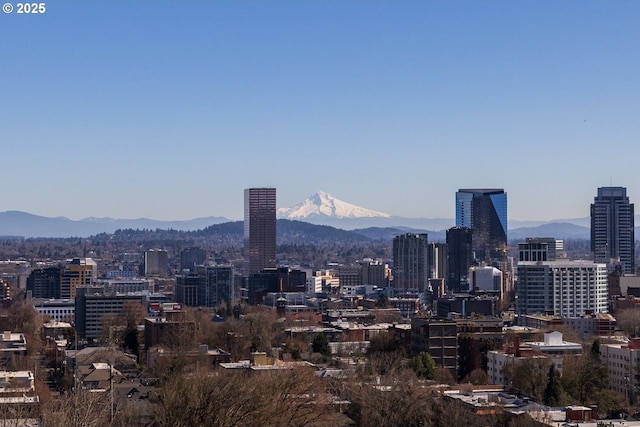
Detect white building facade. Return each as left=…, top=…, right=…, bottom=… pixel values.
left=516, top=260, right=608, bottom=322
left=487, top=332, right=581, bottom=386
left=600, top=339, right=640, bottom=397
left=33, top=298, right=75, bottom=322
left=306, top=276, right=322, bottom=294
left=468, top=266, right=503, bottom=293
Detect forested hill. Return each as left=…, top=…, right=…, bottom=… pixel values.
left=107, top=219, right=374, bottom=246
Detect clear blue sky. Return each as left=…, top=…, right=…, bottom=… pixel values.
left=2, top=1, right=639, bottom=221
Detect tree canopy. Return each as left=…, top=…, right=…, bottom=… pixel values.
left=312, top=333, right=332, bottom=357
left=409, top=352, right=436, bottom=380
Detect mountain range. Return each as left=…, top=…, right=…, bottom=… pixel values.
left=0, top=211, right=229, bottom=238
left=0, top=191, right=623, bottom=239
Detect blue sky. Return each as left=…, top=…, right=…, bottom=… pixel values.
left=1, top=1, right=639, bottom=221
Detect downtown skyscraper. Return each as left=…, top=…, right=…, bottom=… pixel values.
left=591, top=186, right=635, bottom=274
left=455, top=188, right=507, bottom=265
left=446, top=227, right=473, bottom=293
left=244, top=188, right=277, bottom=275
left=392, top=233, right=430, bottom=293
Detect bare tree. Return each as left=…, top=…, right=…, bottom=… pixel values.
left=462, top=367, right=489, bottom=385
left=101, top=313, right=123, bottom=345
left=243, top=306, right=279, bottom=352
left=433, top=366, right=456, bottom=385
left=345, top=372, right=435, bottom=427
left=615, top=308, right=640, bottom=337
left=40, top=390, right=111, bottom=427
left=504, top=357, right=550, bottom=401
left=154, top=365, right=346, bottom=427
left=561, top=352, right=608, bottom=405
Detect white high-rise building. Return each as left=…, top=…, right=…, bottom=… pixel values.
left=516, top=260, right=608, bottom=322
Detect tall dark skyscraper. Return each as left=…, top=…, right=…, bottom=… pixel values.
left=392, top=233, right=429, bottom=292
left=446, top=227, right=473, bottom=293
left=591, top=186, right=635, bottom=274
left=456, top=188, right=507, bottom=264
left=244, top=188, right=277, bottom=274
left=180, top=247, right=206, bottom=272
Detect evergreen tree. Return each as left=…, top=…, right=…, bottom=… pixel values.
left=312, top=333, right=332, bottom=357
left=376, top=294, right=389, bottom=308
left=591, top=339, right=602, bottom=360
left=409, top=352, right=436, bottom=379
left=123, top=324, right=140, bottom=359
left=543, top=365, right=562, bottom=406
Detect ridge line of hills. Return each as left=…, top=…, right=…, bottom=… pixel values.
left=0, top=211, right=599, bottom=241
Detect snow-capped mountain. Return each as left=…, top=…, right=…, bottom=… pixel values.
left=278, top=191, right=391, bottom=220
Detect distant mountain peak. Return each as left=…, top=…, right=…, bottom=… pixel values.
left=278, top=191, right=391, bottom=219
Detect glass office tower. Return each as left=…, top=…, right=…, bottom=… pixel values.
left=455, top=189, right=507, bottom=264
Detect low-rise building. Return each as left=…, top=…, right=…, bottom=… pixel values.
left=0, top=370, right=39, bottom=416
left=457, top=317, right=505, bottom=381
left=41, top=321, right=73, bottom=343
left=65, top=347, right=137, bottom=378
left=75, top=286, right=168, bottom=341
left=411, top=318, right=458, bottom=379
left=523, top=313, right=617, bottom=339
left=487, top=331, right=581, bottom=386
left=144, top=316, right=195, bottom=350
left=600, top=338, right=640, bottom=398
left=147, top=345, right=231, bottom=372
left=220, top=352, right=314, bottom=371
left=78, top=362, right=123, bottom=392
left=32, top=298, right=75, bottom=322
left=440, top=387, right=636, bottom=427
left=0, top=331, right=27, bottom=367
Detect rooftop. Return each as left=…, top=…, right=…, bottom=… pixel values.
left=42, top=321, right=73, bottom=329
left=528, top=331, right=582, bottom=353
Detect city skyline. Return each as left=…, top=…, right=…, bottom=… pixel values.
left=2, top=2, right=639, bottom=221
